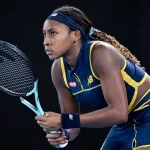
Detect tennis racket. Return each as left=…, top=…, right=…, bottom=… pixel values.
left=0, top=40, right=68, bottom=148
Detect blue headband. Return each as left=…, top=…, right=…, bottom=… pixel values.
left=47, top=12, right=94, bottom=38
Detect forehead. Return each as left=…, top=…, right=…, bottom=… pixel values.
left=43, top=19, right=69, bottom=31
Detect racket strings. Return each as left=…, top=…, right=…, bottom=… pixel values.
left=0, top=43, right=35, bottom=95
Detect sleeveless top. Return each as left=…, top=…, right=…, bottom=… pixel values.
left=60, top=40, right=148, bottom=113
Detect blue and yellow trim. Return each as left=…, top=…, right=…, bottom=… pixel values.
left=128, top=87, right=138, bottom=113
left=132, top=119, right=150, bottom=150
left=134, top=145, right=150, bottom=150
left=132, top=119, right=137, bottom=149
left=72, top=84, right=101, bottom=95
left=89, top=41, right=100, bottom=80
left=60, top=57, right=69, bottom=88
left=132, top=89, right=150, bottom=112
left=122, top=71, right=148, bottom=88
left=100, top=136, right=108, bottom=150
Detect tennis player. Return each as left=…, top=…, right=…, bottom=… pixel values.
left=35, top=5, right=150, bottom=150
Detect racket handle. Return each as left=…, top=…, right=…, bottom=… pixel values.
left=50, top=131, right=68, bottom=148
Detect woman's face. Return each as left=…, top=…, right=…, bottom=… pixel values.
left=43, top=19, right=75, bottom=60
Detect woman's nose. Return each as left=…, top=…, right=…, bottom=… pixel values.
left=43, top=36, right=51, bottom=46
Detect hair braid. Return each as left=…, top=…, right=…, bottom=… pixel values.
left=91, top=28, right=144, bottom=69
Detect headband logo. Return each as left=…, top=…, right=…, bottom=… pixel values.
left=51, top=13, right=58, bottom=17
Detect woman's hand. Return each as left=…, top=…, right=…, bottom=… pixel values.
left=46, top=129, right=68, bottom=148
left=35, top=111, right=61, bottom=131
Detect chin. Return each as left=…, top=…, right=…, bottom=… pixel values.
left=48, top=55, right=60, bottom=60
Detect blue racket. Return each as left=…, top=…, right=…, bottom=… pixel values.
left=0, top=40, right=68, bottom=148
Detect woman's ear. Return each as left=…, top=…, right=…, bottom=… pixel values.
left=74, top=30, right=81, bottom=40
left=72, top=30, right=81, bottom=43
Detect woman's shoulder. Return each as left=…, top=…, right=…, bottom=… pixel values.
left=91, top=40, right=120, bottom=57
left=51, top=58, right=61, bottom=70
left=90, top=40, right=124, bottom=73
left=51, top=58, right=62, bottom=78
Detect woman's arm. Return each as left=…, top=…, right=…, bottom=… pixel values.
left=51, top=59, right=80, bottom=114
left=35, top=58, right=80, bottom=143
left=51, top=58, right=80, bottom=140
left=80, top=42, right=128, bottom=128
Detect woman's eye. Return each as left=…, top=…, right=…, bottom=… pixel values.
left=51, top=31, right=56, bottom=36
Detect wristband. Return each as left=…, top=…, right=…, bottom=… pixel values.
left=61, top=113, right=80, bottom=129
left=63, top=129, right=70, bottom=141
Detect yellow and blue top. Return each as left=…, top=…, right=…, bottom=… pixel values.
left=60, top=40, right=148, bottom=113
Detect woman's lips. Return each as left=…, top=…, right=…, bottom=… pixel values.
left=45, top=49, right=53, bottom=55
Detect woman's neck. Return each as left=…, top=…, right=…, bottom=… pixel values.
left=63, top=42, right=82, bottom=68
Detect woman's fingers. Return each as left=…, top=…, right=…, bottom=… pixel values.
left=46, top=133, right=67, bottom=147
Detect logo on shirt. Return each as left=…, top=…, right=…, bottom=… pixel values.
left=69, top=82, right=76, bottom=87
left=69, top=114, right=73, bottom=120
left=87, top=75, right=93, bottom=85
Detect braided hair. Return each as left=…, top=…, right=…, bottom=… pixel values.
left=53, top=5, right=144, bottom=70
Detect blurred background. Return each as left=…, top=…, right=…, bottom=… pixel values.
left=0, top=0, right=149, bottom=149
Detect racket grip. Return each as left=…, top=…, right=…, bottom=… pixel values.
left=50, top=131, right=68, bottom=148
